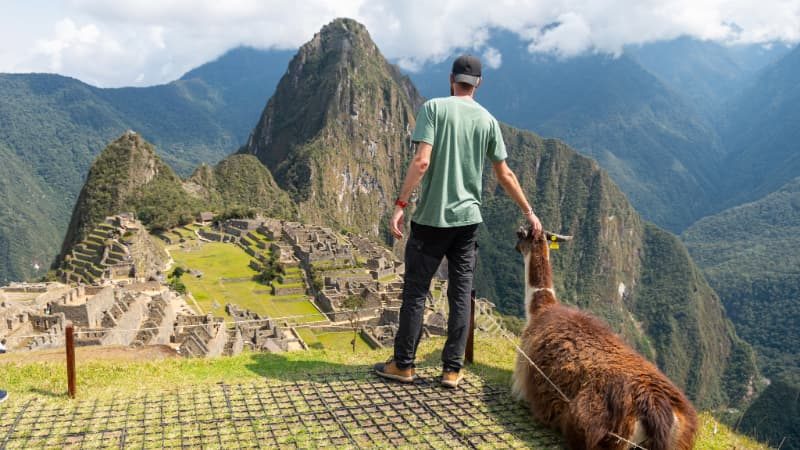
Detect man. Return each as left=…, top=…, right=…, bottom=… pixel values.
left=0, top=339, right=7, bottom=403
left=374, top=55, right=542, bottom=388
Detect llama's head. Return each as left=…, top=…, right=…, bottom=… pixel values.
left=516, top=226, right=572, bottom=318
left=515, top=227, right=573, bottom=282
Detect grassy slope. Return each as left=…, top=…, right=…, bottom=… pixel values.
left=167, top=229, right=366, bottom=351
left=169, top=240, right=320, bottom=321
left=0, top=338, right=769, bottom=449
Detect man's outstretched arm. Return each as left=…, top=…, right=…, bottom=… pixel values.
left=390, top=142, right=433, bottom=239
left=492, top=160, right=543, bottom=234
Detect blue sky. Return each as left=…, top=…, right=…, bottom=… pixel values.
left=1, top=0, right=798, bottom=87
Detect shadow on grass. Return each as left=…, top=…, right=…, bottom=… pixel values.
left=243, top=340, right=514, bottom=384
left=26, top=387, right=66, bottom=399
left=242, top=343, right=561, bottom=448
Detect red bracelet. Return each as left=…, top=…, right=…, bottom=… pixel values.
left=395, top=199, right=409, bottom=208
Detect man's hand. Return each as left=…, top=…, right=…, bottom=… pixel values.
left=390, top=206, right=405, bottom=239
left=526, top=211, right=543, bottom=237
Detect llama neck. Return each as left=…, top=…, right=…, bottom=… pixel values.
left=524, top=249, right=555, bottom=321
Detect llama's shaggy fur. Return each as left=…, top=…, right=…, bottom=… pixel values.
left=511, top=228, right=697, bottom=450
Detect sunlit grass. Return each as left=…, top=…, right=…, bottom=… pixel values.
left=296, top=327, right=372, bottom=352
left=170, top=241, right=319, bottom=321
left=0, top=336, right=770, bottom=449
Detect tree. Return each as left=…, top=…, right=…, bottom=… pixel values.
left=255, top=253, right=285, bottom=285
left=169, top=266, right=187, bottom=294
left=342, top=294, right=366, bottom=353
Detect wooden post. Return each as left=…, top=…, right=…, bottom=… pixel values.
left=65, top=321, right=76, bottom=399
left=465, top=290, right=476, bottom=364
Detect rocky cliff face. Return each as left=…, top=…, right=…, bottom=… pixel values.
left=243, top=18, right=423, bottom=237
left=477, top=127, right=756, bottom=408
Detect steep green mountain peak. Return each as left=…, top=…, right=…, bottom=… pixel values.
left=242, top=17, right=423, bottom=238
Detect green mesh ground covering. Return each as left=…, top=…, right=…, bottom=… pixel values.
left=0, top=368, right=561, bottom=449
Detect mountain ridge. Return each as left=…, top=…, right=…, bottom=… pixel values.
left=683, top=177, right=800, bottom=448
left=719, top=45, right=800, bottom=208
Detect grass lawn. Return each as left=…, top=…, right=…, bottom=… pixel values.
left=249, top=230, right=270, bottom=241
left=170, top=242, right=320, bottom=322
left=296, top=328, right=372, bottom=353
left=378, top=274, right=399, bottom=283
left=0, top=337, right=769, bottom=450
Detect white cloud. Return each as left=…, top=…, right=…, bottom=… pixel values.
left=482, top=47, right=503, bottom=69
left=527, top=12, right=594, bottom=57
left=0, top=0, right=798, bottom=86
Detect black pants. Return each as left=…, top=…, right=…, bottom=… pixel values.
left=393, top=222, right=479, bottom=372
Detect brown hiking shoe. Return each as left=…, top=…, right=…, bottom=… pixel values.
left=441, top=369, right=464, bottom=388
left=374, top=359, right=415, bottom=383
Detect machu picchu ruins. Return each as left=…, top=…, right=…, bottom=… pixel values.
left=1, top=213, right=498, bottom=359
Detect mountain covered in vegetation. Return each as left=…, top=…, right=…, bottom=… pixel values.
left=59, top=131, right=298, bottom=267
left=475, top=126, right=755, bottom=409
left=683, top=177, right=800, bottom=447
left=683, top=177, right=800, bottom=375
left=185, top=154, right=296, bottom=218
left=719, top=45, right=800, bottom=209
left=0, top=47, right=292, bottom=284
left=58, top=131, right=204, bottom=263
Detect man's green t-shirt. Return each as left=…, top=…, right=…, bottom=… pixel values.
left=411, top=96, right=507, bottom=228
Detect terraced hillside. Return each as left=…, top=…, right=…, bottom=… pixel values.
left=59, top=215, right=167, bottom=285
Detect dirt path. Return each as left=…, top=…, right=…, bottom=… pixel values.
left=0, top=344, right=178, bottom=364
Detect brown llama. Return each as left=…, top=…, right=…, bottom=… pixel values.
left=511, top=227, right=697, bottom=450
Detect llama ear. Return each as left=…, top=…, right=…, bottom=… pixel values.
left=544, top=231, right=573, bottom=242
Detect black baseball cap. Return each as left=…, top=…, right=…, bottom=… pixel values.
left=452, top=54, right=482, bottom=86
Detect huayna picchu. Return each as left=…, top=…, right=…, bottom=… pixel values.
left=242, top=18, right=424, bottom=239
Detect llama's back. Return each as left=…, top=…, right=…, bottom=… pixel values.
left=514, top=303, right=697, bottom=449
